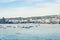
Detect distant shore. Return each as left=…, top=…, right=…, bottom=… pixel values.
left=0, top=15, right=60, bottom=24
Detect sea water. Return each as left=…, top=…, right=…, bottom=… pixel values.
left=0, top=24, right=60, bottom=40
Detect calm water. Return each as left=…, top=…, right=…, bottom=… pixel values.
left=0, top=24, right=60, bottom=40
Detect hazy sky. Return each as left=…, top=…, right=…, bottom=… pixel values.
left=0, top=0, right=60, bottom=18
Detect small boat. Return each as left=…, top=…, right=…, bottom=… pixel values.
left=7, top=26, right=12, bottom=27
left=13, top=26, right=16, bottom=28
left=0, top=25, right=5, bottom=29
left=22, top=26, right=33, bottom=29
left=17, top=26, right=23, bottom=28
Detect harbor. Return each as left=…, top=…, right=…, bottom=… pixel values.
left=0, top=23, right=40, bottom=29
left=0, top=24, right=60, bottom=40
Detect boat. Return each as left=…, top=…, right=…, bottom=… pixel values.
left=22, top=26, right=33, bottom=29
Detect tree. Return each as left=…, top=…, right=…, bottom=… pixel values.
left=2, top=17, right=6, bottom=23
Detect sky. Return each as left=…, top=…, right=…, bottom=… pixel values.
left=0, top=0, right=60, bottom=18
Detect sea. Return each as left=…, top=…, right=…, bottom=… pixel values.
left=0, top=23, right=60, bottom=40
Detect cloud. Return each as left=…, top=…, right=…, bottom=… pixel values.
left=0, top=0, right=59, bottom=8
left=0, top=0, right=60, bottom=17
left=0, top=0, right=16, bottom=3
left=24, top=0, right=55, bottom=3
left=0, top=5, right=60, bottom=18
left=55, top=0, right=60, bottom=3
left=0, top=0, right=55, bottom=3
